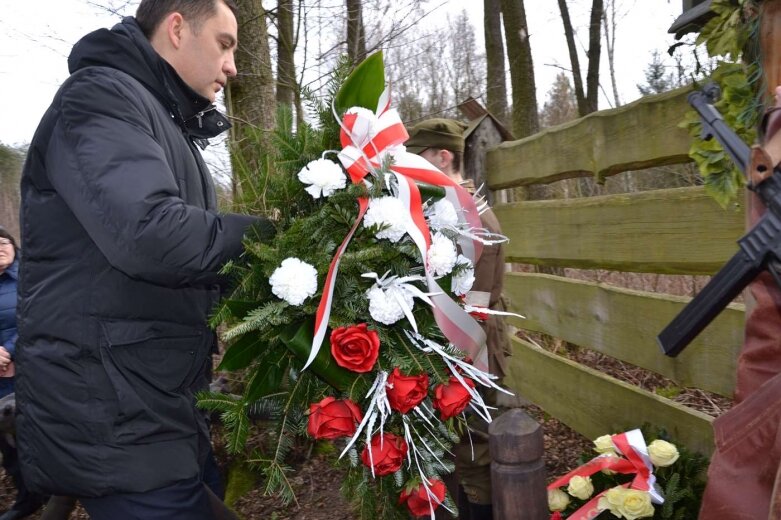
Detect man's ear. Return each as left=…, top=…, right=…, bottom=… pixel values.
left=164, top=12, right=185, bottom=49
left=439, top=149, right=454, bottom=169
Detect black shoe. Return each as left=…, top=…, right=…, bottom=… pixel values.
left=0, top=510, right=29, bottom=520
left=0, top=497, right=47, bottom=520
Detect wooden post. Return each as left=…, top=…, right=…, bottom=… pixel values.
left=489, top=409, right=547, bottom=520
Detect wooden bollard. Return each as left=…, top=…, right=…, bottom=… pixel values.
left=489, top=409, right=548, bottom=520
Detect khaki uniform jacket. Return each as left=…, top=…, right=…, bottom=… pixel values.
left=462, top=180, right=511, bottom=380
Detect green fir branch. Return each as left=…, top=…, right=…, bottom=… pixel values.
left=221, top=301, right=292, bottom=342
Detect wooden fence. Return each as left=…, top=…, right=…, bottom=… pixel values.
left=485, top=86, right=745, bottom=456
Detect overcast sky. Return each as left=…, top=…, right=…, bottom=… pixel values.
left=0, top=0, right=683, bottom=149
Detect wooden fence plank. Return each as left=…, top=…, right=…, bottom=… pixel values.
left=486, top=87, right=693, bottom=189
left=505, top=337, right=715, bottom=455
left=504, top=273, right=743, bottom=397
left=494, top=186, right=744, bottom=274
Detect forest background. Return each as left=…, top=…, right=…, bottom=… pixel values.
left=0, top=0, right=695, bottom=239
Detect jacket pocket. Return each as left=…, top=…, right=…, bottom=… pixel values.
left=98, top=319, right=208, bottom=444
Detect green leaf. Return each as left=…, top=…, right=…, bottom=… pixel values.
left=224, top=299, right=259, bottom=318
left=334, top=51, right=385, bottom=114
left=218, top=333, right=265, bottom=371
left=279, top=320, right=359, bottom=391
left=245, top=355, right=289, bottom=402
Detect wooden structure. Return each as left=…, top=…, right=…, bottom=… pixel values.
left=489, top=409, right=547, bottom=520
left=485, top=86, right=745, bottom=456
left=459, top=97, right=514, bottom=206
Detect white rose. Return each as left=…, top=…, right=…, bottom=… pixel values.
left=548, top=488, right=570, bottom=512
left=594, top=434, right=617, bottom=455
left=648, top=439, right=680, bottom=467
left=567, top=475, right=594, bottom=500
left=598, top=487, right=656, bottom=520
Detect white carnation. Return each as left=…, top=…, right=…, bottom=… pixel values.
left=297, top=159, right=347, bottom=199
left=367, top=285, right=413, bottom=325
left=427, top=232, right=457, bottom=276
left=451, top=255, right=475, bottom=296
left=270, top=258, right=318, bottom=306
left=426, top=199, right=459, bottom=231
left=364, top=196, right=408, bottom=243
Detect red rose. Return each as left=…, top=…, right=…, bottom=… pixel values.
left=360, top=432, right=407, bottom=476
left=385, top=367, right=429, bottom=414
left=550, top=512, right=564, bottom=520
left=432, top=376, right=475, bottom=419
left=399, top=479, right=446, bottom=517
left=307, top=397, right=363, bottom=439
left=330, top=323, right=380, bottom=373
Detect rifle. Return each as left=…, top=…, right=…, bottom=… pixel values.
left=658, top=83, right=781, bottom=357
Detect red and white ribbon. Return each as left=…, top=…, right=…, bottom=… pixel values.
left=546, top=429, right=663, bottom=520
left=304, top=88, right=488, bottom=371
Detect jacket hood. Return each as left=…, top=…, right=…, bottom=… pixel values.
left=67, top=17, right=230, bottom=141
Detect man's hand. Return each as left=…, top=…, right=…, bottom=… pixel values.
left=0, top=347, right=12, bottom=376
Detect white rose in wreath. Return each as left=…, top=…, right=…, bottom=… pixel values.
left=593, top=434, right=617, bottom=455
left=648, top=439, right=680, bottom=467
left=567, top=475, right=594, bottom=500
left=548, top=488, right=570, bottom=512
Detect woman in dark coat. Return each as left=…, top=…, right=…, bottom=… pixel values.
left=0, top=227, right=19, bottom=397
left=0, top=227, right=46, bottom=520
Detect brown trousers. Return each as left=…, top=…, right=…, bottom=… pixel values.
left=699, top=194, right=781, bottom=519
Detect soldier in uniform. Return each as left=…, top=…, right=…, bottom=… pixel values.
left=406, top=118, right=511, bottom=519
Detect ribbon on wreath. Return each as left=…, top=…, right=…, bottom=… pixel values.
left=303, top=88, right=489, bottom=371
left=547, top=429, right=663, bottom=520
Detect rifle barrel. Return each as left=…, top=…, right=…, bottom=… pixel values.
left=658, top=250, right=757, bottom=357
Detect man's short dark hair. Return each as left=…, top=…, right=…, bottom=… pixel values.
left=136, top=0, right=239, bottom=38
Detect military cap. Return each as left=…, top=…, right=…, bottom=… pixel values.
left=405, top=118, right=469, bottom=154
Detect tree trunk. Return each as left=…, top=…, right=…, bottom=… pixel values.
left=602, top=0, right=620, bottom=108
left=0, top=145, right=22, bottom=240
left=557, top=0, right=587, bottom=115
left=345, top=0, right=366, bottom=65
left=501, top=0, right=539, bottom=138
left=226, top=0, right=275, bottom=200
left=585, top=0, right=604, bottom=114
left=484, top=0, right=508, bottom=124
left=276, top=0, right=296, bottom=110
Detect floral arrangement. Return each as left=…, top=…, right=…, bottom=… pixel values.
left=547, top=429, right=707, bottom=520
left=202, top=52, right=512, bottom=518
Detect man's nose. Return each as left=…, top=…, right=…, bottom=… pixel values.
left=224, top=54, right=237, bottom=78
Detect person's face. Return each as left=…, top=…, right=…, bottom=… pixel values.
left=418, top=148, right=439, bottom=167
left=173, top=1, right=238, bottom=102
left=0, top=239, right=15, bottom=273
left=419, top=148, right=453, bottom=174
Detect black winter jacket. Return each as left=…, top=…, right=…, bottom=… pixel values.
left=17, top=18, right=267, bottom=497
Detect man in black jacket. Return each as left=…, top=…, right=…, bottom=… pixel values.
left=17, top=1, right=271, bottom=518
